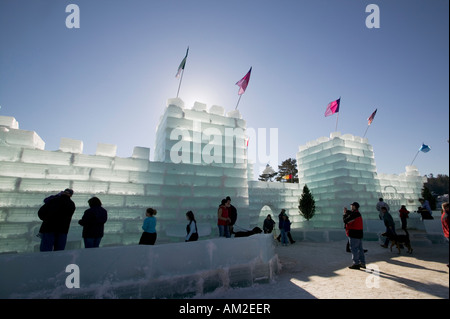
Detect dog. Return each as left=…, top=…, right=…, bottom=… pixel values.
left=381, top=229, right=413, bottom=254
left=233, top=227, right=262, bottom=238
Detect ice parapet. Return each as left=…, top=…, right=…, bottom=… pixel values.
left=0, top=125, right=45, bottom=150
left=0, top=234, right=278, bottom=299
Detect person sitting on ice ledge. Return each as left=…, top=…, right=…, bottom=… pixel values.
left=417, top=198, right=433, bottom=220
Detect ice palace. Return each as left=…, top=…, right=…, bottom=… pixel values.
left=0, top=97, right=426, bottom=255
left=0, top=97, right=429, bottom=298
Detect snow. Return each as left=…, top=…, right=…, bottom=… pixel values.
left=195, top=232, right=449, bottom=299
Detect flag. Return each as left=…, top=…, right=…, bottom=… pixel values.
left=367, top=109, right=377, bottom=125
left=419, top=143, right=431, bottom=153
left=245, top=137, right=249, bottom=147
left=282, top=174, right=292, bottom=180
left=324, top=98, right=340, bottom=117
left=236, top=67, right=252, bottom=95
left=176, top=47, right=189, bottom=78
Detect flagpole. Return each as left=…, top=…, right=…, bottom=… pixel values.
left=335, top=96, right=341, bottom=132
left=410, top=150, right=420, bottom=166
left=363, top=125, right=370, bottom=138
left=176, top=69, right=185, bottom=98
left=335, top=111, right=339, bottom=132
left=235, top=95, right=242, bottom=110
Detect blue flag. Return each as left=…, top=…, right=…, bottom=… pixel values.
left=419, top=143, right=431, bottom=153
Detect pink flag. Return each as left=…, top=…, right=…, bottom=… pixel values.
left=367, top=108, right=377, bottom=125
left=324, top=98, right=340, bottom=117
left=236, top=67, right=252, bottom=95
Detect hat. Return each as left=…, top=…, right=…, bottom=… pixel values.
left=64, top=188, right=74, bottom=195
left=350, top=202, right=360, bottom=209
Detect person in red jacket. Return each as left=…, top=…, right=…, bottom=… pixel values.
left=441, top=202, right=449, bottom=268
left=398, top=205, right=410, bottom=230
left=343, top=202, right=366, bottom=270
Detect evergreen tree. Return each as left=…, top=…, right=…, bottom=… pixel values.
left=298, top=184, right=316, bottom=221
left=424, top=174, right=449, bottom=196
left=276, top=158, right=299, bottom=183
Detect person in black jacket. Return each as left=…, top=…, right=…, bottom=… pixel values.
left=263, top=214, right=276, bottom=233
left=185, top=210, right=198, bottom=242
left=78, top=197, right=108, bottom=248
left=226, top=196, right=237, bottom=235
left=38, top=188, right=76, bottom=251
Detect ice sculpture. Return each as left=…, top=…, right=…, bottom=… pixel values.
left=0, top=99, right=426, bottom=254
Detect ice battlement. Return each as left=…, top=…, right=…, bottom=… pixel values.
left=0, top=115, right=150, bottom=159
left=164, top=97, right=243, bottom=119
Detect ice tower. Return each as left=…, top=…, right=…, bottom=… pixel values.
left=296, top=132, right=427, bottom=228
left=154, top=98, right=247, bottom=166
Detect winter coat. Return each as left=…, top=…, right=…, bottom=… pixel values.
left=343, top=210, right=363, bottom=239
left=442, top=211, right=449, bottom=238
left=228, top=204, right=237, bottom=226
left=78, top=206, right=108, bottom=238
left=38, top=195, right=76, bottom=234
left=382, top=211, right=395, bottom=229
left=282, top=218, right=291, bottom=232
left=263, top=218, right=275, bottom=233
left=399, top=207, right=410, bottom=219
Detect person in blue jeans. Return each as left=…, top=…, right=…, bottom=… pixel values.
left=78, top=197, right=108, bottom=248
left=38, top=188, right=76, bottom=251
left=343, top=202, right=366, bottom=269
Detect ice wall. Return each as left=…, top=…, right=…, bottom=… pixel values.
left=0, top=100, right=250, bottom=254
left=0, top=234, right=278, bottom=299
left=248, top=181, right=303, bottom=228
left=377, top=166, right=427, bottom=211
left=296, top=132, right=425, bottom=228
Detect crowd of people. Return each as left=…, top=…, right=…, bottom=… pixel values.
left=36, top=190, right=239, bottom=251
left=343, top=197, right=449, bottom=270
left=36, top=188, right=449, bottom=270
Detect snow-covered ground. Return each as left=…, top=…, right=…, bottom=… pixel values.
left=195, top=235, right=449, bottom=299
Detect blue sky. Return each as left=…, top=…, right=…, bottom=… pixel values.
left=0, top=0, right=448, bottom=178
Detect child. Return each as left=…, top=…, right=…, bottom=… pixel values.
left=185, top=210, right=198, bottom=242
left=398, top=205, right=410, bottom=230
left=139, top=208, right=157, bottom=245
